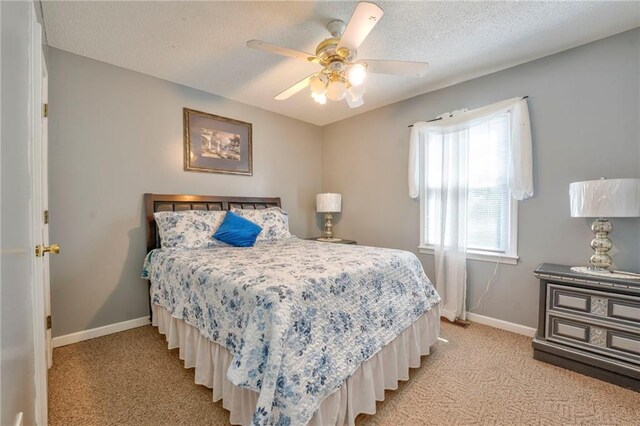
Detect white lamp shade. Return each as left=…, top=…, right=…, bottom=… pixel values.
left=570, top=178, right=640, bottom=218
left=316, top=193, right=342, bottom=213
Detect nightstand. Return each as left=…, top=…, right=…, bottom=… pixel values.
left=304, top=238, right=357, bottom=245
left=533, top=263, right=640, bottom=391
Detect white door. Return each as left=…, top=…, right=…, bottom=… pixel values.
left=0, top=3, right=51, bottom=424
left=30, top=6, right=55, bottom=423
left=40, top=54, right=54, bottom=368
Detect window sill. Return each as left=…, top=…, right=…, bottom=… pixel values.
left=418, top=246, right=519, bottom=265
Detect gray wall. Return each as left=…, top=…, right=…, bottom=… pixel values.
left=50, top=28, right=640, bottom=336
left=48, top=48, right=323, bottom=337
left=322, top=28, right=640, bottom=328
left=1, top=2, right=36, bottom=424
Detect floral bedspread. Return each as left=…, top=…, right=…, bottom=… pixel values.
left=142, top=238, right=440, bottom=425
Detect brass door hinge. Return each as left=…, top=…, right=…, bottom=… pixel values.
left=46, top=315, right=52, bottom=330
left=44, top=210, right=49, bottom=224
left=43, top=103, right=48, bottom=118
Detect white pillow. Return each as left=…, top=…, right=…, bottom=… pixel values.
left=231, top=207, right=293, bottom=242
left=154, top=210, right=227, bottom=249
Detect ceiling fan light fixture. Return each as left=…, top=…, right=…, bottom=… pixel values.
left=347, top=63, right=367, bottom=86
left=346, top=85, right=365, bottom=108
left=248, top=2, right=429, bottom=107
left=348, top=85, right=366, bottom=101
left=346, top=95, right=364, bottom=109
left=326, top=79, right=347, bottom=101
left=309, top=74, right=327, bottom=95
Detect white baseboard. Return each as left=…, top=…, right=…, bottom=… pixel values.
left=466, top=312, right=536, bottom=337
left=53, top=316, right=150, bottom=348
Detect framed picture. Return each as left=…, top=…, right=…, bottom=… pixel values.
left=183, top=108, right=252, bottom=175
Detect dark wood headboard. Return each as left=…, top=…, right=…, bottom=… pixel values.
left=144, top=193, right=281, bottom=253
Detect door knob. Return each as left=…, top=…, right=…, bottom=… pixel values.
left=35, top=244, right=60, bottom=257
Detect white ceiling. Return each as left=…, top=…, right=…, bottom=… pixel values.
left=42, top=1, right=640, bottom=126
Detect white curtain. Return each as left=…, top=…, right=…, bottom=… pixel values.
left=408, top=97, right=533, bottom=322
left=430, top=127, right=469, bottom=322
left=409, top=97, right=533, bottom=201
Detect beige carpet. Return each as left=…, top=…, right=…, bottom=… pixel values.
left=49, top=321, right=640, bottom=425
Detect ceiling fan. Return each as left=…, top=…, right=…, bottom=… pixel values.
left=247, top=1, right=429, bottom=108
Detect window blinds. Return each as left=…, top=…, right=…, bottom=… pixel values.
left=466, top=114, right=510, bottom=252
left=424, top=113, right=511, bottom=252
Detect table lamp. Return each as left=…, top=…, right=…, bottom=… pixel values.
left=569, top=178, right=640, bottom=276
left=316, top=193, right=342, bottom=242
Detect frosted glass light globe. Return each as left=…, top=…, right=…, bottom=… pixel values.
left=309, top=75, right=326, bottom=95
left=348, top=85, right=366, bottom=102
left=346, top=96, right=364, bottom=108
left=348, top=63, right=367, bottom=86
left=326, top=80, right=347, bottom=101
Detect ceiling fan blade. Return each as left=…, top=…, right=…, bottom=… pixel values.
left=363, top=60, right=429, bottom=77
left=274, top=74, right=315, bottom=101
left=247, top=40, right=320, bottom=63
left=337, top=2, right=384, bottom=52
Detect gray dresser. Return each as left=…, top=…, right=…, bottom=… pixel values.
left=533, top=263, right=640, bottom=391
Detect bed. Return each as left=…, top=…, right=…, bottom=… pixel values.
left=142, top=193, right=441, bottom=425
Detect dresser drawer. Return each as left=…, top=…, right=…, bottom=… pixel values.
left=546, top=314, right=640, bottom=365
left=534, top=264, right=640, bottom=390
left=548, top=283, right=640, bottom=326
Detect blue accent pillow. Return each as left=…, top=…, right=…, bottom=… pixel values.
left=213, top=211, right=262, bottom=247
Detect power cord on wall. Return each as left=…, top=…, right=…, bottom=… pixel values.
left=468, top=254, right=502, bottom=313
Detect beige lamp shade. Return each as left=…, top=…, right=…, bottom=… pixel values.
left=570, top=178, right=640, bottom=218
left=316, top=193, right=342, bottom=213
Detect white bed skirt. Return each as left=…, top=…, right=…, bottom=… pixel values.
left=152, top=303, right=440, bottom=425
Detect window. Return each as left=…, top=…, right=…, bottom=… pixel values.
left=419, top=113, right=518, bottom=264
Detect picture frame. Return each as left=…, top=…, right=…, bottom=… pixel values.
left=183, top=108, right=253, bottom=175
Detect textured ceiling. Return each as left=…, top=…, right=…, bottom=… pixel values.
left=42, top=1, right=640, bottom=126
